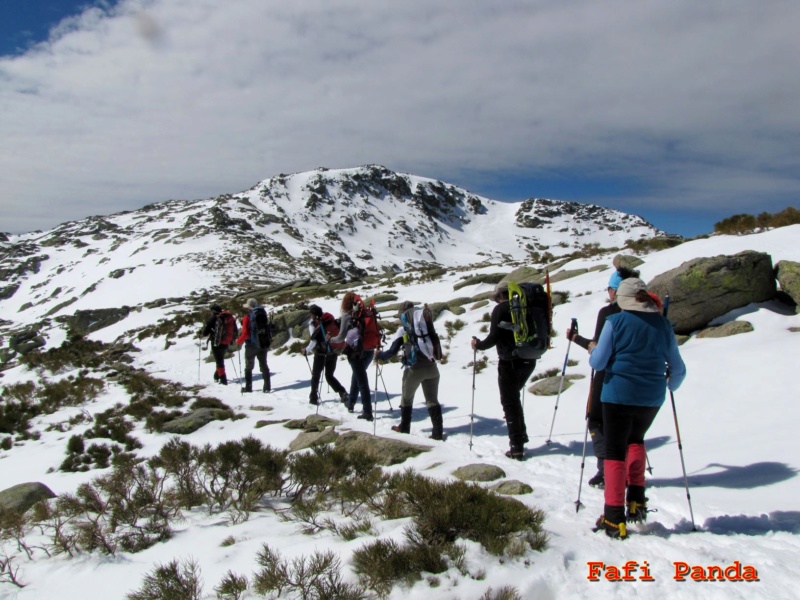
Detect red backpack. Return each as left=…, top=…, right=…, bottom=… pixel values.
left=321, top=313, right=346, bottom=354
left=352, top=295, right=382, bottom=351
left=213, top=311, right=238, bottom=346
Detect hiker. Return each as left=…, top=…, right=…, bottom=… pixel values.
left=567, top=266, right=639, bottom=488
left=375, top=301, right=444, bottom=440
left=328, top=291, right=376, bottom=421
left=199, top=303, right=236, bottom=385
left=471, top=283, right=537, bottom=460
left=236, top=298, right=271, bottom=393
left=303, top=304, right=348, bottom=406
left=589, top=278, right=686, bottom=539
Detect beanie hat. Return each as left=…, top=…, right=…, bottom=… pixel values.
left=309, top=304, right=323, bottom=318
left=210, top=303, right=222, bottom=314
left=243, top=298, right=258, bottom=310
left=616, top=278, right=659, bottom=313
left=608, top=270, right=624, bottom=290
left=491, top=283, right=508, bottom=301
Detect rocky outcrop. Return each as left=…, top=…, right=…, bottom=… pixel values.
left=289, top=426, right=339, bottom=451
left=452, top=464, right=506, bottom=482
left=613, top=254, right=645, bottom=271
left=528, top=374, right=584, bottom=396
left=0, top=482, right=56, bottom=515
left=489, top=480, right=533, bottom=495
left=334, top=431, right=430, bottom=466
left=775, top=260, right=800, bottom=309
left=161, top=408, right=231, bottom=434
left=648, top=251, right=776, bottom=334
left=64, top=307, right=131, bottom=336
left=696, top=321, right=754, bottom=339
left=283, top=414, right=342, bottom=432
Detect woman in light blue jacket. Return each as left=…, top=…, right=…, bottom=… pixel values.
left=589, top=278, right=686, bottom=539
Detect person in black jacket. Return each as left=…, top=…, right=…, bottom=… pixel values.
left=303, top=304, right=348, bottom=406
left=471, top=283, right=537, bottom=460
left=200, top=303, right=229, bottom=385
left=568, top=267, right=638, bottom=487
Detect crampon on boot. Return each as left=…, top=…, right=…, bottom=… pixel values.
left=593, top=505, right=628, bottom=539
left=626, top=485, right=652, bottom=523
left=588, top=471, right=605, bottom=488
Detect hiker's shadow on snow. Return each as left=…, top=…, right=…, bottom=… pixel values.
left=702, top=511, right=800, bottom=535
left=526, top=435, right=672, bottom=458
left=429, top=407, right=507, bottom=437
left=649, top=461, right=797, bottom=491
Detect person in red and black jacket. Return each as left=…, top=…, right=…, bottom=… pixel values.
left=236, top=298, right=270, bottom=393
left=200, top=304, right=228, bottom=385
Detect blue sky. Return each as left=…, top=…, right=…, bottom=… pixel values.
left=1, top=1, right=798, bottom=238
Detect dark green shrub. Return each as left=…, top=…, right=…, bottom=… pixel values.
left=127, top=558, right=203, bottom=600
left=214, top=571, right=248, bottom=600
left=20, top=338, right=109, bottom=373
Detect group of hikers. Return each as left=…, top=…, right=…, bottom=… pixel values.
left=201, top=266, right=686, bottom=540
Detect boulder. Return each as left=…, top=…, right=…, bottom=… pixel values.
left=775, top=260, right=800, bottom=309
left=549, top=268, right=589, bottom=283
left=283, top=414, right=342, bottom=432
left=334, top=431, right=430, bottom=466
left=289, top=426, right=339, bottom=451
left=648, top=251, right=776, bottom=334
left=64, top=307, right=131, bottom=336
left=451, top=464, right=506, bottom=482
left=489, top=480, right=533, bottom=495
left=613, top=255, right=645, bottom=271
left=0, top=482, right=56, bottom=515
left=161, top=408, right=230, bottom=434
left=528, top=374, right=584, bottom=396
left=696, top=321, right=754, bottom=339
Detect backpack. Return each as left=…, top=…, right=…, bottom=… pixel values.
left=399, top=304, right=443, bottom=365
left=249, top=306, right=272, bottom=350
left=348, top=295, right=382, bottom=352
left=321, top=313, right=346, bottom=354
left=213, top=311, right=238, bottom=346
left=507, top=281, right=551, bottom=360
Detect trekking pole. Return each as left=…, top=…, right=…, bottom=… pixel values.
left=663, top=294, right=697, bottom=531
left=546, top=318, right=578, bottom=445
left=228, top=353, right=239, bottom=382
left=575, top=371, right=594, bottom=513
left=377, top=365, right=394, bottom=411
left=469, top=344, right=477, bottom=451
left=197, top=338, right=202, bottom=383
left=238, top=346, right=243, bottom=395
left=303, top=353, right=321, bottom=414
left=373, top=358, right=379, bottom=435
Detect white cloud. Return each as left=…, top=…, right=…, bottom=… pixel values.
left=1, top=0, right=798, bottom=232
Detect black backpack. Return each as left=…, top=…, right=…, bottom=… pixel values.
left=249, top=306, right=272, bottom=350
left=507, top=281, right=550, bottom=360
left=212, top=311, right=238, bottom=346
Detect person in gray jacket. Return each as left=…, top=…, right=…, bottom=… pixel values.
left=375, top=301, right=444, bottom=440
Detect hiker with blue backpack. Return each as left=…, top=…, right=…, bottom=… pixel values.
left=303, top=304, right=349, bottom=406
left=375, top=301, right=444, bottom=440
left=472, top=282, right=547, bottom=460
left=236, top=298, right=272, bottom=393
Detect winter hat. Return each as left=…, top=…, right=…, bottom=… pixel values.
left=491, top=283, right=508, bottom=301
left=210, top=303, right=222, bottom=314
left=309, top=304, right=323, bottom=318
left=243, top=298, right=258, bottom=310
left=395, top=300, right=415, bottom=317
left=607, top=270, right=624, bottom=290
left=616, top=278, right=659, bottom=313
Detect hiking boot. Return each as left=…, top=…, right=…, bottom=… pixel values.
left=242, top=373, right=253, bottom=393
left=392, top=406, right=412, bottom=434
left=588, top=471, right=605, bottom=488
left=505, top=446, right=524, bottom=461
left=593, top=515, right=628, bottom=540
left=345, top=401, right=355, bottom=413
left=626, top=501, right=649, bottom=523
left=427, top=405, right=443, bottom=441
left=357, top=412, right=374, bottom=422
left=309, top=398, right=319, bottom=406
left=391, top=425, right=405, bottom=433
left=219, top=374, right=228, bottom=386
left=213, top=372, right=220, bottom=382
left=339, top=391, right=348, bottom=404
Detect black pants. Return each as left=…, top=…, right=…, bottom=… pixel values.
left=211, top=344, right=227, bottom=375
left=498, top=358, right=536, bottom=448
left=602, top=402, right=660, bottom=462
left=244, top=345, right=268, bottom=377
left=310, top=353, right=346, bottom=401
left=588, top=369, right=606, bottom=468
left=347, top=349, right=374, bottom=414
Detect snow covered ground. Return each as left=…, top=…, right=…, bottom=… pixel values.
left=1, top=225, right=799, bottom=599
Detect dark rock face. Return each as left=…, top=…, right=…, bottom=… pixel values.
left=0, top=482, right=56, bottom=514
left=65, top=307, right=132, bottom=336
left=161, top=408, right=231, bottom=434
left=648, top=251, right=776, bottom=334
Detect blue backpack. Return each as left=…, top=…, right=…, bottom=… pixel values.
left=249, top=306, right=272, bottom=350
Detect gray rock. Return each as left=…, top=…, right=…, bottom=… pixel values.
left=500, top=266, right=544, bottom=285
left=334, top=431, right=430, bottom=466
left=528, top=374, right=584, bottom=396
left=161, top=408, right=230, bottom=434
left=489, top=480, right=533, bottom=495
left=453, top=273, right=506, bottom=291
left=613, top=255, right=645, bottom=271
left=452, top=464, right=506, bottom=482
left=15, top=336, right=46, bottom=355
left=648, top=251, right=776, bottom=334
left=64, top=307, right=131, bottom=336
left=0, top=284, right=19, bottom=300
left=696, top=321, right=754, bottom=339
left=283, top=414, right=342, bottom=432
left=289, top=426, right=339, bottom=451
left=775, top=260, right=800, bottom=309
left=549, top=268, right=589, bottom=283
left=0, top=482, right=56, bottom=515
